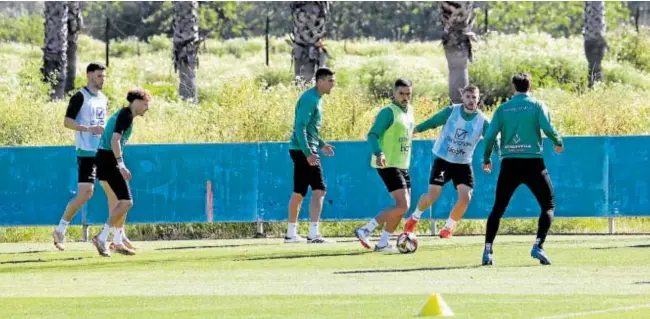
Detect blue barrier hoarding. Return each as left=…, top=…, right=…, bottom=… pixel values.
left=0, top=136, right=646, bottom=226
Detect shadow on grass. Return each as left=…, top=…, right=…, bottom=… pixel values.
left=333, top=265, right=481, bottom=274
left=0, top=250, right=47, bottom=255
left=0, top=256, right=85, bottom=265
left=236, top=251, right=371, bottom=261
left=155, top=243, right=270, bottom=251
left=591, top=244, right=650, bottom=250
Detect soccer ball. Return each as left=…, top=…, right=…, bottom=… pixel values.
left=396, top=232, right=418, bottom=254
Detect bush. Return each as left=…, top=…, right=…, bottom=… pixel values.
left=607, top=26, right=650, bottom=73
left=255, top=66, right=294, bottom=87
left=0, top=14, right=42, bottom=46
left=147, top=34, right=173, bottom=53
left=469, top=32, right=588, bottom=106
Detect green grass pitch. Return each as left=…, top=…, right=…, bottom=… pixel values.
left=0, top=235, right=648, bottom=318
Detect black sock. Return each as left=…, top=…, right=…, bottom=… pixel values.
left=485, top=210, right=504, bottom=250
left=535, top=208, right=554, bottom=249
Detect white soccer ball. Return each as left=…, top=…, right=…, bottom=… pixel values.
left=396, top=232, right=418, bottom=254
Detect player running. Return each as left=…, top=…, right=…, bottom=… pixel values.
left=285, top=67, right=336, bottom=244
left=53, top=63, right=108, bottom=251
left=354, top=79, right=415, bottom=252
left=403, top=85, right=497, bottom=238
left=92, top=89, right=151, bottom=257
left=481, top=72, right=563, bottom=266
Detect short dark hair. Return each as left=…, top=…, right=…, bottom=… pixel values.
left=394, top=78, right=412, bottom=90
left=126, top=88, right=152, bottom=103
left=315, top=67, right=335, bottom=81
left=86, top=62, right=106, bottom=73
left=512, top=72, right=532, bottom=92
left=462, top=85, right=479, bottom=93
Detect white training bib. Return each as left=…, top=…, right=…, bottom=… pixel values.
left=74, top=88, right=108, bottom=152
left=432, top=105, right=486, bottom=164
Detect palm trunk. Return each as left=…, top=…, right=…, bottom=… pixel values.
left=439, top=1, right=475, bottom=104
left=290, top=1, right=330, bottom=84
left=173, top=1, right=200, bottom=103
left=65, top=1, right=81, bottom=94
left=42, top=1, right=68, bottom=101
left=584, top=1, right=606, bottom=89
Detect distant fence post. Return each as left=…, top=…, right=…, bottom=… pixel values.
left=81, top=204, right=89, bottom=242
left=206, top=180, right=213, bottom=222
left=608, top=217, right=615, bottom=234
left=265, top=15, right=270, bottom=66
left=255, top=218, right=265, bottom=238
left=429, top=208, right=438, bottom=236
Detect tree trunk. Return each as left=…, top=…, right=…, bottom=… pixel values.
left=42, top=1, right=68, bottom=101
left=584, top=1, right=606, bottom=89
left=65, top=1, right=81, bottom=94
left=439, top=1, right=475, bottom=104
left=173, top=1, right=200, bottom=103
left=290, top=1, right=330, bottom=85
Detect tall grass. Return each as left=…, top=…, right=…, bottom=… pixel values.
left=1, top=30, right=650, bottom=242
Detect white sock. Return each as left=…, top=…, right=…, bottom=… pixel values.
left=98, top=224, right=111, bottom=242
left=56, top=219, right=70, bottom=233
left=378, top=230, right=392, bottom=247
left=113, top=228, right=124, bottom=245
left=309, top=222, right=319, bottom=239
left=485, top=243, right=492, bottom=251
left=361, top=219, right=379, bottom=232
left=412, top=208, right=424, bottom=220
left=287, top=223, right=297, bottom=238
left=445, top=218, right=457, bottom=229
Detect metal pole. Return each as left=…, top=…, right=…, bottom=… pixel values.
left=81, top=204, right=89, bottom=242
left=429, top=208, right=437, bottom=236
left=265, top=15, right=270, bottom=66
left=105, top=16, right=110, bottom=67
left=608, top=217, right=615, bottom=234
left=484, top=5, right=489, bottom=34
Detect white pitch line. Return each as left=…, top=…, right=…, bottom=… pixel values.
left=533, top=303, right=650, bottom=319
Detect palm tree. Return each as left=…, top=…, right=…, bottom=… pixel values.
left=173, top=1, right=200, bottom=103
left=439, top=1, right=476, bottom=104
left=65, top=1, right=82, bottom=94
left=289, top=1, right=331, bottom=84
left=42, top=1, right=68, bottom=100
left=584, top=1, right=606, bottom=89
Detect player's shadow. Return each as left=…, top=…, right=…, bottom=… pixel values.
left=236, top=251, right=371, bottom=261
left=634, top=281, right=650, bottom=285
left=155, top=243, right=270, bottom=251
left=0, top=256, right=85, bottom=265
left=0, top=250, right=47, bottom=255
left=334, top=265, right=481, bottom=275
left=591, top=244, right=650, bottom=250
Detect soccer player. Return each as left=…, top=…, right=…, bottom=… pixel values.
left=92, top=89, right=151, bottom=257
left=285, top=67, right=336, bottom=244
left=354, top=79, right=415, bottom=252
left=481, top=72, right=563, bottom=266
left=52, top=63, right=108, bottom=251
left=403, top=85, right=497, bottom=238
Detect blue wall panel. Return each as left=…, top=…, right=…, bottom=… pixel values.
left=0, top=136, right=647, bottom=226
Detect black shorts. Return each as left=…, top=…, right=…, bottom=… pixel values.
left=96, top=149, right=132, bottom=201
left=77, top=156, right=97, bottom=183
left=429, top=158, right=474, bottom=189
left=377, top=168, right=411, bottom=193
left=290, top=149, right=326, bottom=197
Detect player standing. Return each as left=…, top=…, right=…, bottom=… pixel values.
left=403, top=86, right=497, bottom=238
left=354, top=79, right=415, bottom=252
left=92, top=89, right=151, bottom=257
left=481, top=73, right=563, bottom=266
left=285, top=67, right=336, bottom=244
left=52, top=63, right=108, bottom=251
